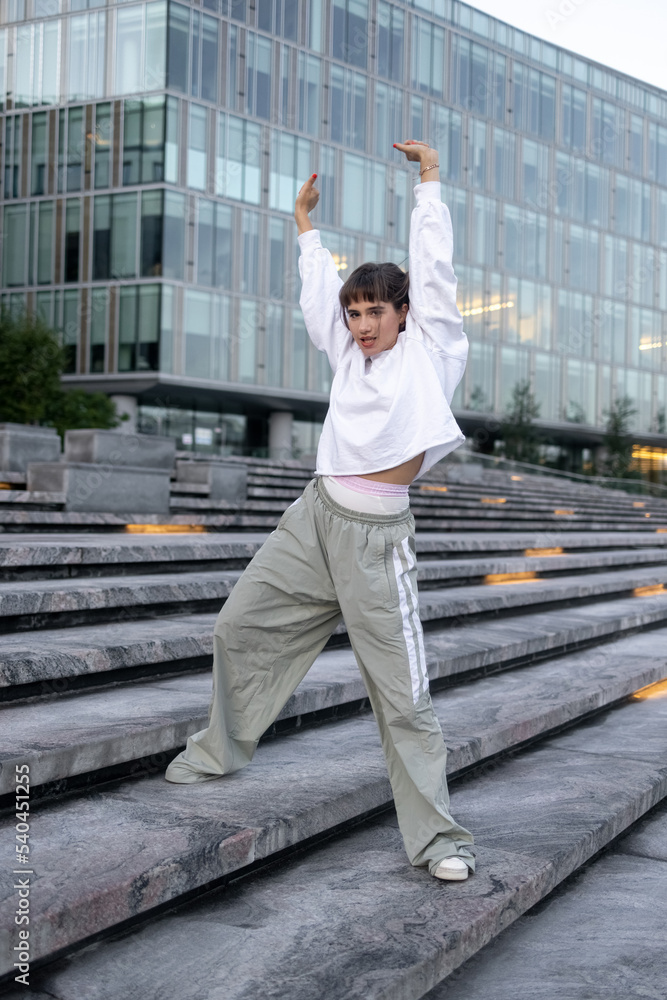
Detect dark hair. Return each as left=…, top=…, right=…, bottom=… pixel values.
left=339, top=262, right=410, bottom=330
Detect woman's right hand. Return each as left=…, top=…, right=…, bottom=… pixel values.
left=295, top=174, right=319, bottom=218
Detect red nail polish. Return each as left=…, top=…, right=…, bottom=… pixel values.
left=312, top=173, right=317, bottom=178
left=393, top=143, right=397, bottom=148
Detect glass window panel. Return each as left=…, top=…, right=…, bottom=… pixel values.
left=93, top=195, right=111, bottom=280
left=241, top=210, right=260, bottom=294
left=238, top=299, right=259, bottom=382
left=63, top=200, right=80, bottom=284
left=163, top=191, right=186, bottom=279
left=141, top=189, right=163, bottom=277
left=291, top=308, right=309, bottom=389
left=2, top=205, right=27, bottom=287
left=167, top=1, right=189, bottom=94
left=468, top=341, right=495, bottom=412
left=269, top=131, right=311, bottom=213
left=187, top=104, right=208, bottom=190
left=342, top=153, right=385, bottom=238
left=31, top=112, right=48, bottom=196
left=184, top=289, right=213, bottom=378
left=116, top=4, right=144, bottom=96
left=118, top=286, right=137, bottom=372
left=165, top=97, right=179, bottom=184
left=298, top=51, right=322, bottom=137
left=145, top=1, right=167, bottom=91
left=111, top=193, right=138, bottom=279
left=123, top=100, right=142, bottom=185
left=265, top=302, right=284, bottom=387
left=37, top=202, right=54, bottom=285
left=269, top=216, right=285, bottom=299
left=197, top=198, right=215, bottom=287
left=142, top=97, right=166, bottom=183
left=216, top=113, right=262, bottom=203
left=191, top=12, right=201, bottom=98
left=94, top=103, right=112, bottom=189
left=214, top=202, right=233, bottom=289
left=43, top=21, right=61, bottom=105
left=61, top=289, right=79, bottom=373
left=89, top=287, right=107, bottom=373
left=66, top=107, right=84, bottom=192
left=469, top=119, right=486, bottom=189
left=377, top=0, right=403, bottom=81
left=201, top=15, right=219, bottom=103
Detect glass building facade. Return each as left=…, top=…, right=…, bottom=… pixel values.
left=1, top=0, right=667, bottom=468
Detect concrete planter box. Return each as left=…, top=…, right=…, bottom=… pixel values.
left=175, top=460, right=248, bottom=502
left=0, top=423, right=61, bottom=472
left=64, top=429, right=176, bottom=470
left=27, top=462, right=172, bottom=513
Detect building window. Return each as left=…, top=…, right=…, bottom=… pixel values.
left=298, top=52, right=322, bottom=137
left=468, top=341, right=496, bottom=412
left=264, top=302, right=284, bottom=386
left=163, top=190, right=186, bottom=279
left=89, top=286, right=108, bottom=373
left=64, top=199, right=81, bottom=283
left=188, top=11, right=220, bottom=103
left=257, top=0, right=299, bottom=42
left=411, top=16, right=445, bottom=97
left=492, top=126, right=515, bottom=200
left=468, top=119, right=487, bottom=190
left=627, top=114, right=643, bottom=176
left=2, top=205, right=27, bottom=287
left=238, top=298, right=259, bottom=382
left=116, top=0, right=167, bottom=96
left=568, top=224, right=599, bottom=294
left=4, top=115, right=23, bottom=199
left=187, top=104, right=209, bottom=190
left=342, top=153, right=386, bottom=238
left=376, top=1, right=404, bottom=82
left=291, top=308, right=309, bottom=389
left=67, top=11, right=105, bottom=102
left=59, top=288, right=80, bottom=374
left=330, top=65, right=366, bottom=149
left=590, top=98, right=623, bottom=168
left=430, top=106, right=462, bottom=184
left=512, top=63, right=555, bottom=140
left=94, top=103, right=112, bottom=190
left=269, top=216, right=286, bottom=299
left=374, top=81, right=403, bottom=159
left=184, top=289, right=231, bottom=380
left=521, top=137, right=549, bottom=208
left=471, top=193, right=496, bottom=267
left=332, top=0, right=368, bottom=69
left=245, top=31, right=272, bottom=120
left=613, top=175, right=651, bottom=242
left=648, top=122, right=667, bottom=186
left=451, top=36, right=505, bottom=120
left=216, top=112, right=262, bottom=203
left=269, top=131, right=311, bottom=214
left=30, top=112, right=48, bottom=196
left=118, top=284, right=161, bottom=372
left=141, top=189, right=163, bottom=277
left=241, top=209, right=260, bottom=294
left=196, top=198, right=233, bottom=288
left=560, top=83, right=587, bottom=153
left=503, top=205, right=547, bottom=278
left=123, top=97, right=166, bottom=185
left=14, top=19, right=60, bottom=108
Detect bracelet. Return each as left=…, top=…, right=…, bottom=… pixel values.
left=419, top=162, right=439, bottom=176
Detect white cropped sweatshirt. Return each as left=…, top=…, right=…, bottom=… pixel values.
left=297, top=180, right=468, bottom=481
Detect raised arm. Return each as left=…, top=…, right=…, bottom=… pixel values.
left=295, top=175, right=349, bottom=370
left=395, top=142, right=468, bottom=390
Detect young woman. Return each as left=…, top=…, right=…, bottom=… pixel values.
left=166, top=140, right=476, bottom=882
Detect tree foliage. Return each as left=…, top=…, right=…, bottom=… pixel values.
left=601, top=395, right=637, bottom=480
left=500, top=380, right=541, bottom=464
left=0, top=308, right=120, bottom=436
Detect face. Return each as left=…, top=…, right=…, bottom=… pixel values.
left=346, top=299, right=409, bottom=358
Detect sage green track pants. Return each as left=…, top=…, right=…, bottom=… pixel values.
left=166, top=477, right=476, bottom=875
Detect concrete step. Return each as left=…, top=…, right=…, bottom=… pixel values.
left=423, top=793, right=667, bottom=1000
left=4, top=591, right=667, bottom=791
left=2, top=531, right=667, bottom=581
left=1, top=643, right=665, bottom=986
left=3, top=559, right=667, bottom=634
left=3, top=585, right=666, bottom=694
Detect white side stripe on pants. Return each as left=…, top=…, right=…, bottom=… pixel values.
left=392, top=538, right=427, bottom=704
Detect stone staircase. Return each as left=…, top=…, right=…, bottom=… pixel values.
left=1, top=464, right=667, bottom=997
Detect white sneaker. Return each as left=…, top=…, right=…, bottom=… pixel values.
left=433, top=857, right=470, bottom=881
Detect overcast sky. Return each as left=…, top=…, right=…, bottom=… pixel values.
left=469, top=0, right=667, bottom=92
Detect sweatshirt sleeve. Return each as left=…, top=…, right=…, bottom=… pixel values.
left=297, top=229, right=349, bottom=371
left=408, top=182, right=469, bottom=398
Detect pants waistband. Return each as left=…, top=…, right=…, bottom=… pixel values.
left=315, top=476, right=413, bottom=526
